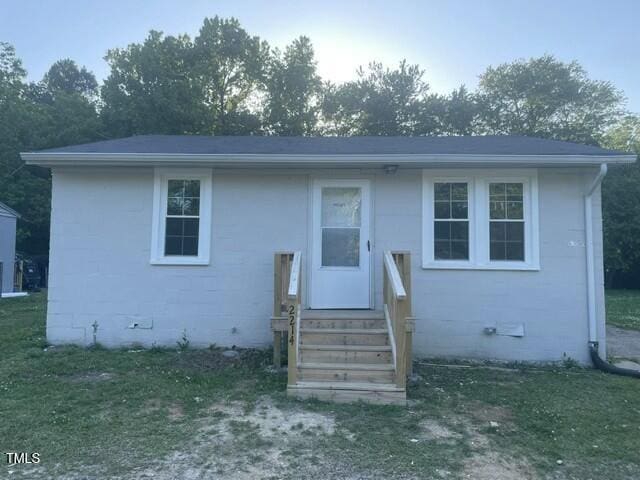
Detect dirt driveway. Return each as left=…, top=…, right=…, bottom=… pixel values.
left=607, top=325, right=640, bottom=361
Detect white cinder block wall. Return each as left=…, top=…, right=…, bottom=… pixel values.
left=47, top=166, right=604, bottom=364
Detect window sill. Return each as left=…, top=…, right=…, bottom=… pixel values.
left=422, top=261, right=540, bottom=271
left=150, top=257, right=210, bottom=266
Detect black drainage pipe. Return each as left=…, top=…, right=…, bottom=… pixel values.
left=589, top=343, right=640, bottom=379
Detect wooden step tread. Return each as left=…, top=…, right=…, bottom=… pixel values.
left=302, top=310, right=384, bottom=320
left=300, top=344, right=392, bottom=352
left=300, top=328, right=388, bottom=334
left=291, top=381, right=404, bottom=392
left=298, top=362, right=394, bottom=371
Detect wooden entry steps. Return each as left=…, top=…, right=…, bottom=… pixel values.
left=287, top=310, right=406, bottom=406
left=273, top=251, right=413, bottom=406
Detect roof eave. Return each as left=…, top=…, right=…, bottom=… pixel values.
left=20, top=152, right=637, bottom=168
left=0, top=202, right=20, bottom=218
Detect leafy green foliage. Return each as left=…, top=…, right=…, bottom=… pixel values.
left=476, top=55, right=624, bottom=145
left=264, top=36, right=321, bottom=135
left=194, top=17, right=269, bottom=134
left=0, top=43, right=102, bottom=253
left=321, top=62, right=482, bottom=137
left=601, top=116, right=640, bottom=283
left=322, top=60, right=431, bottom=136
left=101, top=31, right=205, bottom=136
left=43, top=59, right=98, bottom=100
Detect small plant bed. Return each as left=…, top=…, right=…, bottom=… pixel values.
left=1, top=293, right=638, bottom=479
left=606, top=289, right=640, bottom=330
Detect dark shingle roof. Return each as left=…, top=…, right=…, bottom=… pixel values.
left=35, top=135, right=628, bottom=156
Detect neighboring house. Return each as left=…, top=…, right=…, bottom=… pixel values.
left=0, top=201, right=20, bottom=296
left=22, top=135, right=635, bottom=404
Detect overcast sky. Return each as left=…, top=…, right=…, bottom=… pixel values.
left=2, top=0, right=639, bottom=112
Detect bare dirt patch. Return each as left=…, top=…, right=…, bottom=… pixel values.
left=131, top=396, right=342, bottom=480
left=66, top=371, right=114, bottom=383
left=419, top=418, right=462, bottom=442
left=167, top=404, right=184, bottom=421
left=463, top=451, right=537, bottom=480
left=468, top=401, right=514, bottom=424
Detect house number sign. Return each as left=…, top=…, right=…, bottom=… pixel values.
left=288, top=305, right=295, bottom=345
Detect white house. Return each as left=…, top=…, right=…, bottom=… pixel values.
left=22, top=135, right=635, bottom=404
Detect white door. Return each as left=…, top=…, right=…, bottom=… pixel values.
left=310, top=179, right=371, bottom=309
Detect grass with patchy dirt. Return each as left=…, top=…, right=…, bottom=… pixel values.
left=1, top=293, right=639, bottom=479
left=607, top=289, right=640, bottom=330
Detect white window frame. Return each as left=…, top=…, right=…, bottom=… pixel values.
left=151, top=168, right=212, bottom=266
left=423, top=176, right=475, bottom=268
left=422, top=169, right=539, bottom=271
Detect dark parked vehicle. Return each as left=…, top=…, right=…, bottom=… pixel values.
left=15, top=254, right=46, bottom=291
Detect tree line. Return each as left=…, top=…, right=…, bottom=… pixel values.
left=0, top=16, right=638, bottom=286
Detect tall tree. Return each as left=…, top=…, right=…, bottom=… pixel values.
left=438, top=86, right=479, bottom=135
left=101, top=31, right=205, bottom=137
left=193, top=16, right=269, bottom=134
left=33, top=60, right=102, bottom=147
left=476, top=55, right=624, bottom=145
left=321, top=60, right=431, bottom=136
left=0, top=43, right=50, bottom=253
left=601, top=115, right=640, bottom=286
left=0, top=43, right=101, bottom=254
left=264, top=36, right=321, bottom=135
left=43, top=59, right=98, bottom=100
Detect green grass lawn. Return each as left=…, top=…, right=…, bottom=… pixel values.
left=1, top=293, right=639, bottom=479
left=607, top=289, right=640, bottom=330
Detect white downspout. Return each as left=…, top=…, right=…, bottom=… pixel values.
left=585, top=163, right=607, bottom=348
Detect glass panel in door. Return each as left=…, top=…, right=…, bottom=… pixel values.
left=321, top=187, right=361, bottom=267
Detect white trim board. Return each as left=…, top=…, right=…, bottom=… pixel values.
left=1, top=292, right=28, bottom=298
left=22, top=152, right=636, bottom=168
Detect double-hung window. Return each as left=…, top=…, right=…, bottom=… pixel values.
left=489, top=183, right=525, bottom=261
left=165, top=179, right=201, bottom=256
left=434, top=182, right=470, bottom=260
left=423, top=170, right=539, bottom=270
left=151, top=169, right=212, bottom=265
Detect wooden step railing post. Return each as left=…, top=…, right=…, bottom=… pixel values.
left=287, top=301, right=298, bottom=385
left=286, top=252, right=301, bottom=386
left=393, top=252, right=413, bottom=378
left=273, top=253, right=283, bottom=368
left=273, top=252, right=295, bottom=368
left=395, top=297, right=407, bottom=389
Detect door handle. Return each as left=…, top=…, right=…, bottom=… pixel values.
left=367, top=240, right=371, bottom=252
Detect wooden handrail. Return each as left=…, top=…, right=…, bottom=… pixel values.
left=383, top=251, right=406, bottom=299
left=383, top=251, right=413, bottom=389
left=287, top=251, right=301, bottom=300
left=272, top=251, right=302, bottom=385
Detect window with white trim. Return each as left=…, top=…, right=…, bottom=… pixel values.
left=489, top=182, right=525, bottom=261
left=151, top=169, right=212, bottom=265
left=423, top=170, right=539, bottom=270
left=434, top=182, right=469, bottom=260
